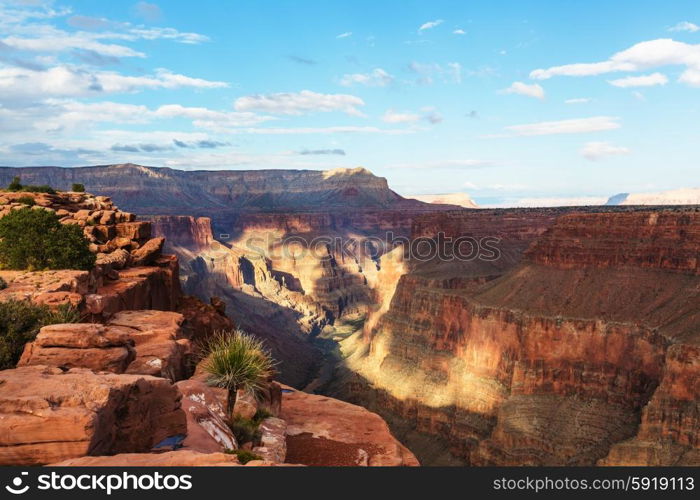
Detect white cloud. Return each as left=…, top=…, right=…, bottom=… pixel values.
left=669, top=21, right=699, bottom=32
left=502, top=81, right=545, bottom=99
left=2, top=33, right=145, bottom=57
left=234, top=90, right=366, bottom=116
left=339, top=68, right=394, bottom=87
left=0, top=65, right=228, bottom=100
left=530, top=38, right=700, bottom=87
left=565, top=97, right=592, bottom=104
left=382, top=110, right=420, bottom=124
left=608, top=72, right=669, bottom=87
left=382, top=107, right=442, bottom=125
left=503, top=116, right=621, bottom=136
left=453, top=29, right=466, bottom=35
left=225, top=126, right=413, bottom=135
left=580, top=141, right=630, bottom=161
left=418, top=19, right=443, bottom=32
left=336, top=31, right=352, bottom=39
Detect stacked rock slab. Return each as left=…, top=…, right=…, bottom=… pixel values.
left=0, top=366, right=186, bottom=466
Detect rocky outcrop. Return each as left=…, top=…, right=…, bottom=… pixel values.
left=281, top=386, right=419, bottom=466
left=0, top=366, right=186, bottom=465
left=19, top=311, right=193, bottom=380
left=175, top=379, right=237, bottom=453
left=18, top=323, right=136, bottom=373
left=600, top=344, right=700, bottom=465
left=0, top=190, right=181, bottom=319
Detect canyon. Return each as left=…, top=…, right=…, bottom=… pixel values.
left=2, top=164, right=698, bottom=466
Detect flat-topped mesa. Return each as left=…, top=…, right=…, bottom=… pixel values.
left=525, top=209, right=700, bottom=273
left=0, top=164, right=436, bottom=215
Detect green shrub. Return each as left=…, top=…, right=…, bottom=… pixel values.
left=5, top=177, right=55, bottom=194
left=252, top=408, right=272, bottom=424
left=228, top=415, right=261, bottom=445
left=71, top=183, right=85, bottom=193
left=0, top=277, right=6, bottom=290
left=22, top=184, right=56, bottom=194
left=0, top=208, right=96, bottom=271
left=16, top=196, right=35, bottom=206
left=200, top=329, right=276, bottom=416
left=223, top=449, right=262, bottom=465
left=0, top=299, right=80, bottom=369
left=7, top=176, right=22, bottom=192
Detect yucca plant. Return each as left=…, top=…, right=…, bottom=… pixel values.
left=201, top=329, right=276, bottom=417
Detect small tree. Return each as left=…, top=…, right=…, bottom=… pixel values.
left=7, top=176, right=22, bottom=192
left=0, top=208, right=95, bottom=270
left=201, top=330, right=276, bottom=417
left=72, top=183, right=85, bottom=192
left=0, top=300, right=80, bottom=369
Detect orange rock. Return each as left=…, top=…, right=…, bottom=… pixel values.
left=280, top=385, right=419, bottom=466
left=0, top=366, right=186, bottom=466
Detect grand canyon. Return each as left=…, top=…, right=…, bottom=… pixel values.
left=0, top=163, right=696, bottom=467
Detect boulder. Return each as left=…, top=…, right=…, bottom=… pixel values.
left=130, top=237, right=164, bottom=266
left=280, top=385, right=419, bottom=466
left=116, top=221, right=151, bottom=241
left=0, top=366, right=186, bottom=466
left=253, top=417, right=287, bottom=463
left=108, top=310, right=192, bottom=381
left=18, top=323, right=135, bottom=373
left=175, top=379, right=237, bottom=453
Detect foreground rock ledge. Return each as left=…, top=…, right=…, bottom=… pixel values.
left=281, top=386, right=419, bottom=466
left=0, top=365, right=186, bottom=466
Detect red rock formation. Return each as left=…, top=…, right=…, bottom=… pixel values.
left=335, top=208, right=700, bottom=466
left=0, top=366, right=186, bottom=466
left=281, top=385, right=419, bottom=466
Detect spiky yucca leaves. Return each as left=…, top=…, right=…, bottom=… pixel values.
left=201, top=329, right=276, bottom=416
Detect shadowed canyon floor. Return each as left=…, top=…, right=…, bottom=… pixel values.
left=4, top=165, right=698, bottom=466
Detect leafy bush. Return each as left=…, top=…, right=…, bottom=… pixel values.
left=0, top=208, right=96, bottom=271
left=200, top=329, right=276, bottom=416
left=223, top=449, right=261, bottom=465
left=16, top=196, right=35, bottom=206
left=0, top=300, right=80, bottom=369
left=72, top=183, right=85, bottom=193
left=6, top=176, right=56, bottom=194
left=7, top=176, right=22, bottom=192
left=0, top=277, right=6, bottom=290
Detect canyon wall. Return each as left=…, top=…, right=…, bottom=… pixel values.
left=332, top=208, right=700, bottom=465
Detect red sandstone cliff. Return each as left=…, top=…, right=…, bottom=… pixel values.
left=333, top=208, right=700, bottom=466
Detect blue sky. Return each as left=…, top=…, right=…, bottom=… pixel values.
left=0, top=0, right=699, bottom=206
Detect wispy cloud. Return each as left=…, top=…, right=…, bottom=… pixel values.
left=336, top=31, right=352, bottom=39
left=497, top=116, right=622, bottom=137
left=530, top=38, right=700, bottom=87
left=453, top=28, right=466, bottom=35
left=580, top=141, right=630, bottom=161
left=418, top=19, right=443, bottom=32
left=234, top=90, right=365, bottom=117
left=287, top=55, right=317, bottom=65
left=298, top=149, right=346, bottom=155
left=339, top=68, right=394, bottom=87
left=608, top=72, right=668, bottom=88
left=565, top=97, right=592, bottom=104
left=502, top=81, right=545, bottom=99
left=668, top=21, right=699, bottom=33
